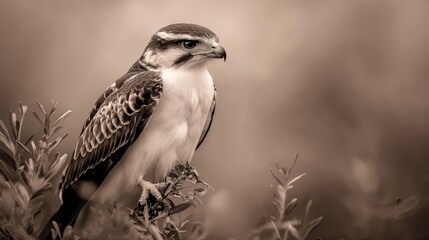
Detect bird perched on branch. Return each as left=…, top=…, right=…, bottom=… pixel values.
left=41, top=23, right=226, bottom=237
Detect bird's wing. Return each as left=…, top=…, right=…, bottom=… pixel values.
left=79, top=74, right=131, bottom=134
left=196, top=85, right=216, bottom=149
left=61, top=71, right=163, bottom=191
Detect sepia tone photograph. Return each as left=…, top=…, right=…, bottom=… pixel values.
left=1, top=1, right=428, bottom=239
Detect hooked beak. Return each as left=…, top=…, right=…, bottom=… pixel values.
left=193, top=43, right=227, bottom=61
left=210, top=43, right=227, bottom=61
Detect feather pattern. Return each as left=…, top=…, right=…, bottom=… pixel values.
left=80, top=74, right=130, bottom=134
left=61, top=71, right=163, bottom=191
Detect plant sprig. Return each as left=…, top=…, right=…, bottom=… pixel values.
left=0, top=101, right=70, bottom=239
left=130, top=163, right=214, bottom=239
left=250, top=154, right=323, bottom=240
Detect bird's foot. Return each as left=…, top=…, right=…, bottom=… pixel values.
left=130, top=177, right=167, bottom=220
left=130, top=164, right=214, bottom=222
left=137, top=176, right=167, bottom=206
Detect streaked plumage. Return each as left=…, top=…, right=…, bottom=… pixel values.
left=42, top=23, right=226, bottom=237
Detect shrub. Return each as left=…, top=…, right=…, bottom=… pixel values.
left=250, top=155, right=323, bottom=240
left=0, top=101, right=70, bottom=239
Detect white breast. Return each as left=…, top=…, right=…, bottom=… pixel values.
left=91, top=67, right=215, bottom=204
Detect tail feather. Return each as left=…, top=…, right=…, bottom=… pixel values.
left=39, top=157, right=119, bottom=239
left=39, top=187, right=87, bottom=240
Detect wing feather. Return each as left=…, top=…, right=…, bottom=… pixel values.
left=80, top=74, right=130, bottom=134
left=61, top=71, right=163, bottom=190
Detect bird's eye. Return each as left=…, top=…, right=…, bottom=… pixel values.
left=181, top=40, right=197, bottom=49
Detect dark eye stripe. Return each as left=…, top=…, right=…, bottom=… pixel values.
left=173, top=53, right=193, bottom=67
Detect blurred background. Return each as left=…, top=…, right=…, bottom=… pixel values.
left=1, top=0, right=429, bottom=239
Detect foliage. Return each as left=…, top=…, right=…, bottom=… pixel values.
left=50, top=163, right=213, bottom=240
left=130, top=162, right=213, bottom=239
left=0, top=101, right=70, bottom=239
left=250, top=154, right=323, bottom=240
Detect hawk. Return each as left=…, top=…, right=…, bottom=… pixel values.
left=44, top=23, right=226, bottom=236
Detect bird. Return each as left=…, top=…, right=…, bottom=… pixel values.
left=41, top=23, right=226, bottom=237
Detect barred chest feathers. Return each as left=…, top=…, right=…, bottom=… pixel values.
left=91, top=67, right=215, bottom=204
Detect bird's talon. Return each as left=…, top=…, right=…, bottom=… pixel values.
left=137, top=177, right=165, bottom=206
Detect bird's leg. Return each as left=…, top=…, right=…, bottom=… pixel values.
left=137, top=176, right=167, bottom=206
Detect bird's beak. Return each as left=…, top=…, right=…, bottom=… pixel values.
left=212, top=44, right=226, bottom=61
left=194, top=43, right=226, bottom=61
left=209, top=44, right=227, bottom=61
left=211, top=44, right=226, bottom=61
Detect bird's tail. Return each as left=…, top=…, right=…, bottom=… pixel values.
left=39, top=187, right=87, bottom=240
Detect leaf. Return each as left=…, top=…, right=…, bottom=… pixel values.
left=31, top=183, right=52, bottom=200
left=167, top=171, right=179, bottom=179
left=24, top=132, right=35, bottom=146
left=394, top=196, right=420, bottom=220
left=307, top=216, right=323, bottom=228
left=287, top=224, right=300, bottom=239
left=53, top=110, right=72, bottom=127
left=9, top=111, right=18, bottom=140
left=270, top=168, right=284, bottom=186
left=287, top=153, right=299, bottom=175
left=30, top=141, right=38, bottom=157
left=17, top=141, right=36, bottom=159
left=197, top=179, right=215, bottom=192
left=0, top=132, right=13, bottom=151
left=50, top=101, right=58, bottom=116
left=63, top=225, right=74, bottom=240
left=0, top=118, right=11, bottom=139
left=0, top=155, right=17, bottom=181
left=284, top=198, right=298, bottom=217
left=188, top=164, right=199, bottom=176
left=148, top=224, right=164, bottom=240
left=374, top=195, right=421, bottom=221
left=51, top=152, right=60, bottom=163
left=0, top=143, right=16, bottom=170
left=288, top=173, right=306, bottom=186
left=52, top=221, right=62, bottom=240
left=37, top=100, right=47, bottom=116
left=169, top=201, right=194, bottom=215
left=32, top=116, right=45, bottom=135
left=17, top=102, right=27, bottom=140
left=18, top=102, right=27, bottom=115
left=45, top=154, right=68, bottom=181
left=51, top=229, right=58, bottom=240
left=300, top=217, right=323, bottom=240
left=180, top=219, right=190, bottom=229
left=48, top=134, right=68, bottom=151
left=271, top=220, right=281, bottom=239
left=193, top=188, right=207, bottom=196
left=305, top=200, right=313, bottom=220
left=171, top=192, right=186, bottom=201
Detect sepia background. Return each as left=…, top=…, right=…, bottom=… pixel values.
left=1, top=0, right=429, bottom=239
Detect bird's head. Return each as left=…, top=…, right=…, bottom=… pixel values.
left=140, top=23, right=226, bottom=70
